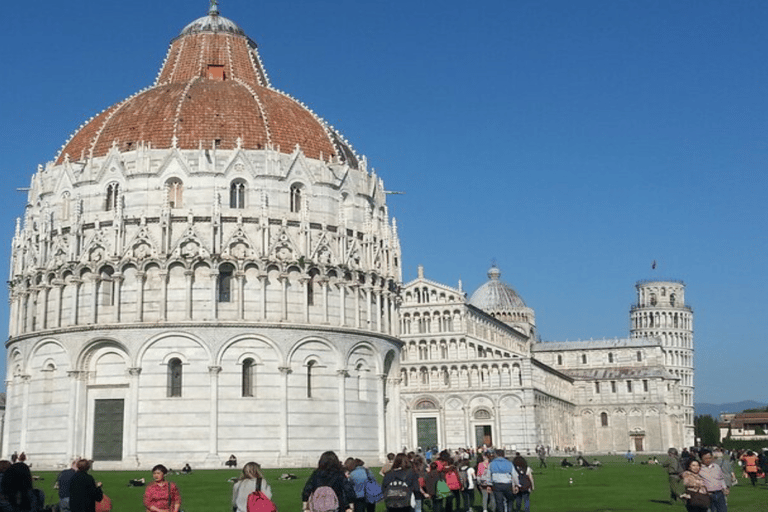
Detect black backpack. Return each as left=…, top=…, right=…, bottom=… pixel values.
left=516, top=466, right=532, bottom=492
left=384, top=477, right=412, bottom=509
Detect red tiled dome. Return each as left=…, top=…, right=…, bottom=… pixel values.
left=57, top=11, right=354, bottom=166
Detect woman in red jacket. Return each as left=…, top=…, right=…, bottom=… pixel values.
left=740, top=451, right=759, bottom=486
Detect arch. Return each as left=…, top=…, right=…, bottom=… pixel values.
left=290, top=183, right=304, bottom=213
left=165, top=177, right=183, bottom=208
left=135, top=331, right=212, bottom=367
left=230, top=178, right=247, bottom=209
left=216, top=333, right=284, bottom=367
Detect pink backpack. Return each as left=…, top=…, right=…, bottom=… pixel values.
left=247, top=478, right=277, bottom=512
left=308, top=486, right=338, bottom=512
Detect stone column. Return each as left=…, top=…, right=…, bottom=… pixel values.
left=210, top=271, right=219, bottom=320
left=320, top=278, right=329, bottom=324
left=237, top=272, right=246, bottom=320
left=17, top=375, right=30, bottom=451
left=353, top=284, right=361, bottom=328
left=90, top=277, right=98, bottom=324
left=365, top=286, right=373, bottom=330
left=136, top=271, right=145, bottom=322
left=41, top=286, right=50, bottom=330
left=279, top=274, right=288, bottom=321
left=300, top=277, right=310, bottom=323
left=184, top=270, right=194, bottom=320
left=376, top=374, right=386, bottom=457
left=337, top=370, right=348, bottom=454
left=463, top=405, right=471, bottom=447
left=206, top=366, right=222, bottom=463
left=339, top=283, right=346, bottom=327
left=66, top=371, right=80, bottom=459
left=113, top=274, right=123, bottom=323
left=126, top=368, right=142, bottom=466
left=258, top=273, right=267, bottom=320
left=54, top=282, right=64, bottom=328
left=71, top=279, right=82, bottom=325
left=1, top=380, right=13, bottom=457
left=159, top=270, right=168, bottom=321
left=373, top=289, right=380, bottom=333
left=278, top=367, right=292, bottom=457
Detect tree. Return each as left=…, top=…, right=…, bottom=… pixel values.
left=694, top=415, right=720, bottom=446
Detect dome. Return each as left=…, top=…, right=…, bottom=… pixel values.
left=56, top=6, right=357, bottom=167
left=469, top=266, right=527, bottom=311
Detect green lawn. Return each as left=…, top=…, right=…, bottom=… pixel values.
left=31, top=456, right=766, bottom=511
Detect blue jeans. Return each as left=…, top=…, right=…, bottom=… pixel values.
left=709, top=490, right=727, bottom=512
left=514, top=491, right=530, bottom=512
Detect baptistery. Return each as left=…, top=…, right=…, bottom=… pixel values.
left=5, top=4, right=402, bottom=468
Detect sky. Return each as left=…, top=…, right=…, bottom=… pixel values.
left=0, top=0, right=765, bottom=405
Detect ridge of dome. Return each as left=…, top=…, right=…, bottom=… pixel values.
left=178, top=2, right=245, bottom=37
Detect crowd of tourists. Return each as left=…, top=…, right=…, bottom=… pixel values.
left=662, top=446, right=768, bottom=512
left=291, top=448, right=533, bottom=512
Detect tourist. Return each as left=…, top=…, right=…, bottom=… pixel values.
left=0, top=462, right=45, bottom=512
left=411, top=457, right=428, bottom=512
left=476, top=451, right=494, bottom=512
left=625, top=450, right=634, bottom=463
left=69, top=459, right=104, bottom=512
left=55, top=458, right=79, bottom=512
left=380, top=454, right=395, bottom=477
left=301, top=451, right=354, bottom=512
left=680, top=459, right=709, bottom=512
left=381, top=453, right=420, bottom=512
left=662, top=448, right=683, bottom=503
left=231, top=461, right=272, bottom=512
left=143, top=465, right=181, bottom=512
left=226, top=455, right=238, bottom=468
left=344, top=458, right=376, bottom=512
left=457, top=459, right=475, bottom=512
left=488, top=450, right=514, bottom=512
left=699, top=450, right=728, bottom=512
left=740, top=450, right=759, bottom=486
left=423, top=462, right=446, bottom=512
left=0, top=461, right=11, bottom=489
left=512, top=456, right=534, bottom=512
left=713, top=449, right=735, bottom=489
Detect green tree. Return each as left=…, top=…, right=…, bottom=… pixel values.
left=694, top=414, right=720, bottom=446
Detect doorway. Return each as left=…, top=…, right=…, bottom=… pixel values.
left=475, top=425, right=493, bottom=447
left=93, top=399, right=124, bottom=461
left=633, top=436, right=644, bottom=452
left=416, top=417, right=438, bottom=450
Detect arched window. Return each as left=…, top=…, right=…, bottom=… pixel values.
left=669, top=293, right=676, bottom=307
left=230, top=180, right=246, bottom=209
left=100, top=267, right=115, bottom=306
left=290, top=184, right=302, bottom=213
left=557, top=354, right=563, bottom=365
left=581, top=354, right=587, bottom=364
left=218, top=263, right=235, bottom=302
left=601, top=412, right=608, bottom=427
left=636, top=351, right=642, bottom=362
left=608, top=352, right=614, bottom=363
left=306, top=360, right=316, bottom=398
left=61, top=192, right=71, bottom=221
left=166, top=178, right=183, bottom=208
left=168, top=358, right=182, bottom=397
left=242, top=358, right=255, bottom=397
left=105, top=182, right=120, bottom=211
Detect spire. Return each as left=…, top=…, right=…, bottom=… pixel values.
left=209, top=0, right=219, bottom=16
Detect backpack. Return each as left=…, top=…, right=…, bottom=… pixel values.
left=458, top=467, right=469, bottom=488
left=516, top=467, right=532, bottom=492
left=363, top=471, right=384, bottom=504
left=445, top=468, right=462, bottom=491
left=308, top=486, right=338, bottom=512
left=247, top=478, right=277, bottom=512
left=384, top=477, right=412, bottom=509
left=436, top=479, right=452, bottom=499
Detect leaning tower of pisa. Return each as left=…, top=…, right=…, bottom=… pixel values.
left=630, top=280, right=694, bottom=447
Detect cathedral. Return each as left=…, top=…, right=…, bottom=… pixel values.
left=3, top=4, right=693, bottom=469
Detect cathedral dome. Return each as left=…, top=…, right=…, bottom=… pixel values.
left=56, top=6, right=357, bottom=166
left=469, top=266, right=527, bottom=311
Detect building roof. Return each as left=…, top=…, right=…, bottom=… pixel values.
left=469, top=266, right=527, bottom=311
left=56, top=5, right=358, bottom=167
left=532, top=337, right=660, bottom=352
left=561, top=366, right=675, bottom=380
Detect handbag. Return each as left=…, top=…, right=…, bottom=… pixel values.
left=688, top=491, right=710, bottom=508
left=363, top=471, right=384, bottom=503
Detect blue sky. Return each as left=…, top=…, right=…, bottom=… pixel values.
left=0, top=0, right=765, bottom=405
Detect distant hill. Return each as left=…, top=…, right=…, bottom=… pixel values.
left=695, top=401, right=768, bottom=419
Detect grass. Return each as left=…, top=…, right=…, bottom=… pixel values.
left=30, top=456, right=766, bottom=512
